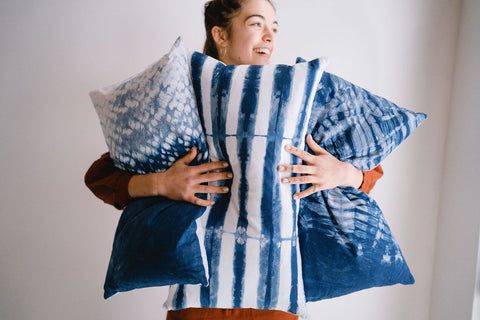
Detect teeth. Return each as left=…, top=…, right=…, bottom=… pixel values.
left=254, top=48, right=270, bottom=55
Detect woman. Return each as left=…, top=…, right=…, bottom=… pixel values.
left=85, top=0, right=383, bottom=318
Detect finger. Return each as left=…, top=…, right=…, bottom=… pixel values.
left=284, top=144, right=315, bottom=163
left=281, top=175, right=316, bottom=185
left=194, top=185, right=230, bottom=194
left=188, top=195, right=215, bottom=207
left=179, top=147, right=197, bottom=165
left=278, top=164, right=315, bottom=174
left=195, top=171, right=233, bottom=184
left=292, top=185, right=319, bottom=199
left=194, top=160, right=230, bottom=174
left=306, top=134, right=328, bottom=155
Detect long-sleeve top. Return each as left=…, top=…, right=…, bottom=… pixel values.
left=166, top=307, right=300, bottom=319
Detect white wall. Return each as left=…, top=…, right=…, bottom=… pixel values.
left=430, top=0, right=480, bottom=319
left=0, top=1, right=467, bottom=320
left=473, top=233, right=480, bottom=320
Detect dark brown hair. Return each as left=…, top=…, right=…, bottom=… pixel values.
left=203, top=0, right=274, bottom=59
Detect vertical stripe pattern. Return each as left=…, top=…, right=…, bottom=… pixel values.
left=164, top=52, right=326, bottom=318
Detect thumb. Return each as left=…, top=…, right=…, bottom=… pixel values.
left=306, top=134, right=328, bottom=155
left=179, top=146, right=197, bottom=165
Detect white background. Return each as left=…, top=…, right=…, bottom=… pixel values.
left=1, top=0, right=479, bottom=319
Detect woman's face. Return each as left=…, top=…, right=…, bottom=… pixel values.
left=221, top=0, right=277, bottom=65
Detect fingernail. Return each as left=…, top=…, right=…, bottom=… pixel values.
left=278, top=165, right=285, bottom=171
left=293, top=195, right=299, bottom=200
left=210, top=200, right=215, bottom=205
left=285, top=145, right=292, bottom=150
left=222, top=162, right=229, bottom=167
left=222, top=187, right=229, bottom=192
left=227, top=173, right=233, bottom=178
left=282, top=178, right=289, bottom=183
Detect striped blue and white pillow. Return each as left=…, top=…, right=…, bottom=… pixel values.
left=163, top=52, right=327, bottom=317
left=298, top=70, right=425, bottom=301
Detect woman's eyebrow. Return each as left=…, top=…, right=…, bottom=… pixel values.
left=245, top=14, right=279, bottom=26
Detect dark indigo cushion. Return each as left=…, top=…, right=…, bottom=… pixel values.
left=299, top=188, right=415, bottom=301
left=103, top=197, right=208, bottom=298
left=297, top=65, right=425, bottom=302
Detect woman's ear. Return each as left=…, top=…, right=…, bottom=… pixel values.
left=211, top=26, right=228, bottom=48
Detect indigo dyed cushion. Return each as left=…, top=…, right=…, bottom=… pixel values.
left=103, top=197, right=209, bottom=299
left=297, top=67, right=425, bottom=302
left=299, top=188, right=415, bottom=301
left=307, top=71, right=427, bottom=171
left=90, top=37, right=210, bottom=298
left=163, top=52, right=327, bottom=317
left=90, top=37, right=208, bottom=174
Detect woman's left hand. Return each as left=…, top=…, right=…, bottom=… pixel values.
left=278, top=134, right=364, bottom=199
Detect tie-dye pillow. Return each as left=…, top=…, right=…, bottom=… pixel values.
left=89, top=37, right=209, bottom=298
left=298, top=69, right=425, bottom=302
left=307, top=71, right=427, bottom=171
left=103, top=197, right=208, bottom=298
left=163, top=52, right=326, bottom=316
left=90, top=36, right=208, bottom=173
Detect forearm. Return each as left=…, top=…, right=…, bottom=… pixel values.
left=341, top=162, right=384, bottom=194
left=341, top=162, right=364, bottom=189
left=85, top=154, right=166, bottom=208
left=84, top=152, right=134, bottom=209
left=127, top=172, right=167, bottom=199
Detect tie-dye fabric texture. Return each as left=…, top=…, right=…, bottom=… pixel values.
left=90, top=39, right=425, bottom=312
left=163, top=52, right=326, bottom=316
left=90, top=37, right=208, bottom=173
left=299, top=71, right=424, bottom=301
left=307, top=70, right=427, bottom=171
left=90, top=38, right=209, bottom=299
left=103, top=197, right=209, bottom=299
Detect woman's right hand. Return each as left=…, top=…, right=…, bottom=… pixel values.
left=127, top=147, right=233, bottom=206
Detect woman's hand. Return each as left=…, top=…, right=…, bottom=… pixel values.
left=278, top=134, right=363, bottom=199
left=128, top=147, right=233, bottom=206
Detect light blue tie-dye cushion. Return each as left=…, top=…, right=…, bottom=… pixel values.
left=298, top=68, right=425, bottom=302
left=163, top=52, right=326, bottom=316
left=89, top=37, right=209, bottom=298
left=90, top=37, right=208, bottom=173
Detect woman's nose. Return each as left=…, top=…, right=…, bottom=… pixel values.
left=263, top=27, right=274, bottom=42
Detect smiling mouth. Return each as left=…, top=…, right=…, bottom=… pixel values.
left=253, top=48, right=271, bottom=56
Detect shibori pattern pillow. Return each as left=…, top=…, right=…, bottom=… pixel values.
left=306, top=70, right=427, bottom=171
left=90, top=36, right=208, bottom=174
left=163, top=52, right=327, bottom=316
left=103, top=197, right=209, bottom=298
left=297, top=65, right=426, bottom=302
left=89, top=37, right=209, bottom=298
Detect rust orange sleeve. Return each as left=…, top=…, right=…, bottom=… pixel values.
left=359, top=165, right=384, bottom=194
left=84, top=152, right=134, bottom=210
